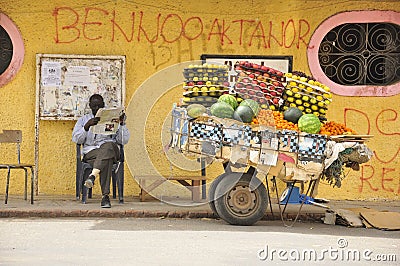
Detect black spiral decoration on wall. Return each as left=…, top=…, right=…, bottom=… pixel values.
left=0, top=25, right=13, bottom=75
left=319, top=23, right=400, bottom=86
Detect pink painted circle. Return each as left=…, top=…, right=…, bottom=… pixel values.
left=307, top=10, right=400, bottom=97
left=0, top=13, right=25, bottom=87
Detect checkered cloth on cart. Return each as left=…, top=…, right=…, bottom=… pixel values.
left=297, top=133, right=327, bottom=163
left=189, top=122, right=223, bottom=143
left=222, top=125, right=252, bottom=146
left=277, top=130, right=299, bottom=153
left=277, top=130, right=327, bottom=163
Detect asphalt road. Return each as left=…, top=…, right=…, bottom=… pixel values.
left=0, top=218, right=399, bottom=265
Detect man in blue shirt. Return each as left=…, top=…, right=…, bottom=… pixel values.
left=72, top=94, right=130, bottom=208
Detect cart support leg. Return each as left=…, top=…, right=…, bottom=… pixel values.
left=201, top=158, right=206, bottom=200
left=265, top=175, right=274, bottom=217
left=282, top=180, right=297, bottom=214
left=223, top=161, right=232, bottom=174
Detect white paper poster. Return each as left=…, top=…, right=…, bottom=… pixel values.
left=64, top=66, right=90, bottom=86
left=41, top=61, right=61, bottom=87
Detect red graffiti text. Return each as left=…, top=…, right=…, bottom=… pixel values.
left=52, top=7, right=310, bottom=49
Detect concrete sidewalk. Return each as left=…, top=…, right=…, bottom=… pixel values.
left=1, top=194, right=399, bottom=223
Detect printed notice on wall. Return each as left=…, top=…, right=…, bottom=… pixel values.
left=41, top=61, right=61, bottom=87
left=64, top=66, right=90, bottom=86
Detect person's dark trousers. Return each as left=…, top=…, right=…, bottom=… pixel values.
left=83, top=142, right=120, bottom=196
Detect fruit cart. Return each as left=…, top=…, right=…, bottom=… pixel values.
left=168, top=107, right=373, bottom=225
left=168, top=62, right=373, bottom=226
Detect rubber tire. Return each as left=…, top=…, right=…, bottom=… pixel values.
left=214, top=173, right=268, bottom=226
left=208, top=173, right=228, bottom=217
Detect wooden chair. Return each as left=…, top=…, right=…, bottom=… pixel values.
left=0, top=130, right=34, bottom=204
left=76, top=143, right=124, bottom=203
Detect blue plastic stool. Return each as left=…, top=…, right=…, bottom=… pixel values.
left=280, top=186, right=300, bottom=204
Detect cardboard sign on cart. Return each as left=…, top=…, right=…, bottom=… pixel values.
left=330, top=135, right=374, bottom=143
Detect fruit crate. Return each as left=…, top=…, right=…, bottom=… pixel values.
left=183, top=65, right=229, bottom=80
left=234, top=75, right=284, bottom=110
left=182, top=64, right=231, bottom=107
left=183, top=85, right=230, bottom=98
left=234, top=61, right=285, bottom=82
left=181, top=96, right=219, bottom=108
left=233, top=61, right=286, bottom=110
left=281, top=75, right=332, bottom=117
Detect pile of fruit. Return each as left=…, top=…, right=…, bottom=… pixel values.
left=185, top=96, right=356, bottom=136
left=233, top=61, right=285, bottom=111
left=211, top=95, right=260, bottom=123
left=186, top=94, right=260, bottom=124
left=319, top=121, right=358, bottom=136
left=179, top=61, right=357, bottom=137
left=254, top=106, right=357, bottom=136
left=182, top=63, right=230, bottom=107
left=282, top=71, right=332, bottom=119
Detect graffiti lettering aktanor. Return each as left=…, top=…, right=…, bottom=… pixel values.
left=52, top=7, right=310, bottom=48
left=344, top=108, right=399, bottom=194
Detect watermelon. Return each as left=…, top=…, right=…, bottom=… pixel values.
left=284, top=107, right=303, bottom=123
left=210, top=102, right=234, bottom=119
left=298, top=114, right=321, bottom=133
left=233, top=105, right=254, bottom=123
left=187, top=104, right=207, bottom=118
left=239, top=99, right=259, bottom=116
left=218, top=94, right=238, bottom=110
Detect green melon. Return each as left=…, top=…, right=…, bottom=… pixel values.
left=218, top=94, right=238, bottom=110
left=233, top=105, right=254, bottom=123
left=187, top=104, right=207, bottom=118
left=239, top=99, right=259, bottom=116
left=284, top=107, right=303, bottom=123
left=298, top=114, right=321, bottom=134
left=210, top=101, right=234, bottom=119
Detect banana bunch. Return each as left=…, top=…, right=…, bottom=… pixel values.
left=282, top=73, right=332, bottom=117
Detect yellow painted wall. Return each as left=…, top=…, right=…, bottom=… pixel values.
left=0, top=0, right=398, bottom=200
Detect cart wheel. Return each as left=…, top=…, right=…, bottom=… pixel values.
left=208, top=173, right=227, bottom=217
left=214, top=173, right=268, bottom=226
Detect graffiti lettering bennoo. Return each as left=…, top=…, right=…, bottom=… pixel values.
left=52, top=7, right=310, bottom=48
